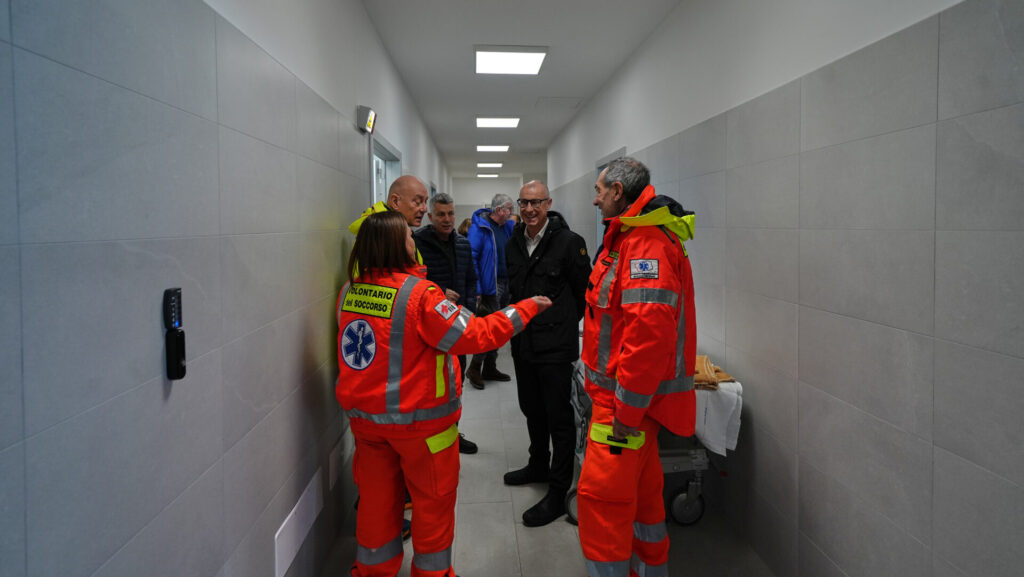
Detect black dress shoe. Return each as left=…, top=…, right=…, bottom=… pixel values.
left=402, top=518, right=412, bottom=540
left=481, top=367, right=511, bottom=382
left=503, top=465, right=548, bottom=486
left=466, top=366, right=485, bottom=389
left=458, top=433, right=478, bottom=454
left=522, top=491, right=567, bottom=527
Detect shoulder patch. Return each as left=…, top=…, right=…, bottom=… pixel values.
left=434, top=299, right=459, bottom=320
left=580, top=247, right=587, bottom=256
left=630, top=259, right=659, bottom=279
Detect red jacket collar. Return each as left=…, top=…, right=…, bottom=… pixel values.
left=602, top=185, right=656, bottom=249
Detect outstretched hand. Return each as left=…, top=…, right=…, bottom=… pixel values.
left=531, top=295, right=553, bottom=312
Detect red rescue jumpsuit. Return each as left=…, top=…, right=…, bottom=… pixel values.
left=578, top=186, right=697, bottom=577
left=337, top=267, right=539, bottom=577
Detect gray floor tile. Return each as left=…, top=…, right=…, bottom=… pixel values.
left=454, top=502, right=521, bottom=577
left=515, top=519, right=584, bottom=577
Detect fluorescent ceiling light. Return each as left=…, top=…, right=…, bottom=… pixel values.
left=477, top=173, right=500, bottom=178
left=477, top=117, right=520, bottom=128
left=477, top=145, right=509, bottom=152
left=476, top=49, right=546, bottom=75
left=477, top=162, right=503, bottom=168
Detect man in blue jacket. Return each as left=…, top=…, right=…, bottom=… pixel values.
left=413, top=193, right=480, bottom=454
left=466, top=194, right=516, bottom=388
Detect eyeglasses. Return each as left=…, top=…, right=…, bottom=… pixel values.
left=516, top=198, right=549, bottom=209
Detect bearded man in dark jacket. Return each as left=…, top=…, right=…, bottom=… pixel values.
left=504, top=180, right=591, bottom=527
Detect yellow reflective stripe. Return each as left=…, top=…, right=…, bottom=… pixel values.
left=426, top=424, right=459, bottom=454
left=435, top=355, right=446, bottom=398
left=589, top=422, right=645, bottom=450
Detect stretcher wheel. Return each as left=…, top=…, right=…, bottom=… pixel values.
left=668, top=488, right=704, bottom=526
left=565, top=488, right=579, bottom=526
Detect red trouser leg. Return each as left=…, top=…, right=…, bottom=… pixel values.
left=391, top=428, right=460, bottom=577
left=351, top=432, right=406, bottom=577
left=577, top=404, right=668, bottom=577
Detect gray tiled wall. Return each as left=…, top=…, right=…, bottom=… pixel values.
left=555, top=1, right=1024, bottom=575
left=4, top=2, right=366, bottom=576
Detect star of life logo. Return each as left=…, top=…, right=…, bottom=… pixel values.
left=434, top=299, right=458, bottom=320
left=341, top=319, right=376, bottom=370
left=630, top=258, right=659, bottom=279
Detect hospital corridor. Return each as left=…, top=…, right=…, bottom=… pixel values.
left=1, top=1, right=1022, bottom=577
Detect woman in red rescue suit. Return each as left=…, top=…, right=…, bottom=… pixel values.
left=336, top=211, right=551, bottom=577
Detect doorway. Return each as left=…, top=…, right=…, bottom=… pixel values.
left=371, top=134, right=402, bottom=205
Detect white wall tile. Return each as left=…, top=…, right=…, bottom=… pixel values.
left=218, top=126, right=298, bottom=235
left=0, top=246, right=20, bottom=450
left=799, top=307, right=933, bottom=439
left=678, top=171, right=726, bottom=228
left=15, top=50, right=219, bottom=243
left=937, top=102, right=1024, bottom=230
left=799, top=462, right=931, bottom=577
left=724, top=288, right=798, bottom=378
left=0, top=443, right=25, bottom=577
left=938, top=0, right=1024, bottom=120
left=0, top=42, right=15, bottom=245
left=678, top=113, right=726, bottom=179
left=935, top=230, right=1024, bottom=357
left=726, top=228, right=798, bottom=303
left=295, top=79, right=341, bottom=169
left=726, top=155, right=798, bottom=229
left=934, top=340, right=1024, bottom=487
left=726, top=80, right=800, bottom=169
left=26, top=352, right=222, bottom=577
left=800, top=124, right=936, bottom=230
left=297, top=154, right=343, bottom=232
left=221, top=233, right=300, bottom=342
left=933, top=447, right=1024, bottom=577
left=799, top=384, right=933, bottom=544
left=726, top=346, right=797, bottom=448
left=12, top=0, right=217, bottom=119
left=802, top=17, right=938, bottom=151
left=22, top=238, right=222, bottom=435
left=800, top=229, right=934, bottom=334
left=216, top=16, right=296, bottom=151
left=694, top=280, right=724, bottom=343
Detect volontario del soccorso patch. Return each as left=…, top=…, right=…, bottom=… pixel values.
left=341, top=283, right=398, bottom=318
left=341, top=319, right=376, bottom=370
left=629, top=258, right=659, bottom=279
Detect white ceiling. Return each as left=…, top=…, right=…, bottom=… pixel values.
left=362, top=0, right=684, bottom=179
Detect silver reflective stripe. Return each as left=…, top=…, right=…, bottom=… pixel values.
left=674, top=292, right=686, bottom=378
left=347, top=396, right=462, bottom=425
left=630, top=555, right=668, bottom=577
left=337, top=282, right=351, bottom=326
left=356, top=534, right=403, bottom=566
left=616, top=385, right=653, bottom=409
left=448, top=355, right=457, bottom=401
left=621, top=287, right=678, bottom=307
left=633, top=521, right=668, bottom=543
left=437, top=308, right=472, bottom=352
left=657, top=374, right=694, bottom=395
left=596, top=314, right=613, bottom=373
left=596, top=255, right=619, bottom=307
left=501, top=306, right=524, bottom=335
left=586, top=367, right=616, bottom=391
left=586, top=558, right=630, bottom=577
left=385, top=277, right=419, bottom=414
left=413, top=547, right=452, bottom=572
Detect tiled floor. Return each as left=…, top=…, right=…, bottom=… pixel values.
left=319, top=348, right=774, bottom=577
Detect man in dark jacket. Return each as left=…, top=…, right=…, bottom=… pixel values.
left=413, top=192, right=480, bottom=455
left=504, top=180, right=591, bottom=527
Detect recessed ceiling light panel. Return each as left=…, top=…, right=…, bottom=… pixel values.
left=477, top=145, right=509, bottom=152
left=477, top=162, right=503, bottom=168
left=477, top=117, right=520, bottom=128
left=477, top=173, right=500, bottom=178
left=475, top=46, right=547, bottom=75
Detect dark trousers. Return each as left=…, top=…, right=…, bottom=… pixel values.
left=511, top=357, right=575, bottom=493
left=479, top=277, right=510, bottom=363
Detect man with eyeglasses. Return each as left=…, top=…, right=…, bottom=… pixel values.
left=504, top=181, right=591, bottom=526
left=465, top=194, right=517, bottom=387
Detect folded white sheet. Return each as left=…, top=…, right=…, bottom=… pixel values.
left=695, top=381, right=743, bottom=457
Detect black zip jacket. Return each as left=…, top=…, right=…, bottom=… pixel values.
left=506, top=211, right=591, bottom=363
left=413, top=225, right=478, bottom=312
